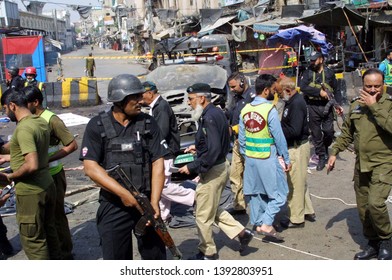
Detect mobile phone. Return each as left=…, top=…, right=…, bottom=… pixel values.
left=0, top=182, right=14, bottom=199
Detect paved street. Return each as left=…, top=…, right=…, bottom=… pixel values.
left=1, top=46, right=391, bottom=261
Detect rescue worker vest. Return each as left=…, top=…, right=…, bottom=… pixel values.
left=99, top=111, right=152, bottom=193
left=40, top=109, right=62, bottom=176
left=241, top=103, right=275, bottom=159
left=24, top=80, right=44, bottom=91
left=307, top=71, right=333, bottom=100
left=286, top=50, right=298, bottom=67
left=381, top=60, right=392, bottom=85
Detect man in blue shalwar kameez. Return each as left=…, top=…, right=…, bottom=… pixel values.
left=239, top=74, right=291, bottom=241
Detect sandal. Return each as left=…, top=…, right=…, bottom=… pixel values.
left=256, top=228, right=284, bottom=242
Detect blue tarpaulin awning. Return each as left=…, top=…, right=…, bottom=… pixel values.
left=253, top=17, right=299, bottom=34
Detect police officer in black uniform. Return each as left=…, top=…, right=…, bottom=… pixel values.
left=79, top=74, right=168, bottom=260
left=299, top=51, right=342, bottom=171
left=6, top=66, right=24, bottom=90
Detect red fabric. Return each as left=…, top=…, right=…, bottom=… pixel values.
left=2, top=36, right=41, bottom=54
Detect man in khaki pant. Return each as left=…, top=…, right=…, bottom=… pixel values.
left=278, top=78, right=315, bottom=228
left=179, top=83, right=253, bottom=260
left=227, top=72, right=255, bottom=215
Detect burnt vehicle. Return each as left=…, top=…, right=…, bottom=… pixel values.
left=144, top=34, right=239, bottom=145
left=143, top=34, right=239, bottom=181
left=146, top=34, right=238, bottom=113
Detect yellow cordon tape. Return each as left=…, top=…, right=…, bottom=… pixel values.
left=62, top=47, right=293, bottom=60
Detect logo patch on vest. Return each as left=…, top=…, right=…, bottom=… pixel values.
left=243, top=111, right=266, bottom=133
left=121, top=143, right=133, bottom=151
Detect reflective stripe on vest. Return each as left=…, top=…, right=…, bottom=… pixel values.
left=241, top=103, right=274, bottom=159
left=24, top=81, right=44, bottom=90
left=383, top=61, right=392, bottom=85
left=40, top=109, right=62, bottom=175
left=286, top=51, right=298, bottom=67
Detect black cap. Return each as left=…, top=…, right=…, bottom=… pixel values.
left=310, top=51, right=322, bottom=61
left=186, top=83, right=211, bottom=93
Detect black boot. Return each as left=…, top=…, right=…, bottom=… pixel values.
left=378, top=239, right=392, bottom=260
left=354, top=241, right=379, bottom=260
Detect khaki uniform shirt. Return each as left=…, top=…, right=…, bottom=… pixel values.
left=331, top=93, right=392, bottom=172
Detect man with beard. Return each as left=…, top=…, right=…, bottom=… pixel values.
left=79, top=74, right=168, bottom=260
left=327, top=69, right=392, bottom=260
left=226, top=72, right=255, bottom=215
left=0, top=89, right=61, bottom=259
left=278, top=77, right=315, bottom=229
left=24, top=85, right=77, bottom=259
left=299, top=51, right=342, bottom=171
left=239, top=74, right=291, bottom=242
left=178, top=83, right=253, bottom=260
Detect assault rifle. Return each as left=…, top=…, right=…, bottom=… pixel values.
left=106, top=165, right=182, bottom=260
left=321, top=83, right=345, bottom=122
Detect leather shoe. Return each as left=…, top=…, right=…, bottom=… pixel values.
left=280, top=220, right=305, bottom=229
left=239, top=229, right=253, bottom=252
left=378, top=239, right=392, bottom=260
left=354, top=245, right=378, bottom=260
left=305, top=213, right=316, bottom=222
left=316, top=157, right=327, bottom=171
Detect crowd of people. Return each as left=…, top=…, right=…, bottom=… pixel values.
left=1, top=50, right=392, bottom=261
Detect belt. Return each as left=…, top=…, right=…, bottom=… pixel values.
left=288, top=139, right=308, bottom=149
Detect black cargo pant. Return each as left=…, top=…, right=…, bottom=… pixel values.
left=0, top=216, right=7, bottom=240
left=97, top=198, right=166, bottom=260
left=307, top=104, right=335, bottom=159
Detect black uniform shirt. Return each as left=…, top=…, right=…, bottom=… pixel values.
left=229, top=85, right=255, bottom=126
left=281, top=93, right=310, bottom=147
left=9, top=75, right=25, bottom=90
left=151, top=95, right=180, bottom=158
left=187, top=103, right=230, bottom=174
left=79, top=108, right=168, bottom=164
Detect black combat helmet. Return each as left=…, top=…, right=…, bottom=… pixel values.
left=8, top=66, right=19, bottom=77
left=107, top=74, right=145, bottom=102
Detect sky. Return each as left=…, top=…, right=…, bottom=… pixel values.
left=12, top=0, right=101, bottom=23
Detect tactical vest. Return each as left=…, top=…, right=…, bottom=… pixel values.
left=241, top=103, right=275, bottom=159
left=381, top=60, right=392, bottom=85
left=24, top=80, right=44, bottom=90
left=99, top=111, right=151, bottom=193
left=40, top=109, right=62, bottom=176
left=307, top=71, right=333, bottom=100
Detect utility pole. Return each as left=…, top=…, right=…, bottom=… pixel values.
left=146, top=0, right=153, bottom=53
left=53, top=9, right=58, bottom=41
